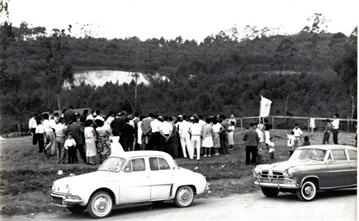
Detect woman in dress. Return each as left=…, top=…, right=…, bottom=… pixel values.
left=227, top=121, right=235, bottom=149
left=84, top=120, right=97, bottom=165
left=202, top=118, right=214, bottom=157
left=212, top=118, right=223, bottom=156
left=95, top=119, right=111, bottom=163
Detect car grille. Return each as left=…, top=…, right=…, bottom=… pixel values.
left=52, top=196, right=64, bottom=206
left=260, top=171, right=284, bottom=180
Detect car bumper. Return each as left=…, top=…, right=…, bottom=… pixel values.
left=254, top=177, right=299, bottom=189
left=51, top=192, right=83, bottom=207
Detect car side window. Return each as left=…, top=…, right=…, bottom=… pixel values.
left=347, top=150, right=357, bottom=160
left=159, top=158, right=170, bottom=170
left=332, top=150, right=347, bottom=161
left=124, top=158, right=146, bottom=172
left=149, top=157, right=170, bottom=171
left=149, top=157, right=159, bottom=171
left=132, top=158, right=146, bottom=171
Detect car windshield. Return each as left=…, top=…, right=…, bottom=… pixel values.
left=290, top=149, right=326, bottom=161
left=98, top=157, right=126, bottom=172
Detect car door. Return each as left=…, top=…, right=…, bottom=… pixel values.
left=346, top=149, right=357, bottom=186
left=149, top=157, right=175, bottom=201
left=119, top=157, right=151, bottom=203
left=326, top=149, right=352, bottom=187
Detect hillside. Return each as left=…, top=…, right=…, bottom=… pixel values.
left=0, top=23, right=356, bottom=133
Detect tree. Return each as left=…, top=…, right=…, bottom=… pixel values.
left=334, top=27, right=357, bottom=119
left=45, top=26, right=74, bottom=110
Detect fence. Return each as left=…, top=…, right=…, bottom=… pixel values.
left=237, top=115, right=357, bottom=132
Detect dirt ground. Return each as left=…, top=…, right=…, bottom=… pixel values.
left=0, top=129, right=356, bottom=216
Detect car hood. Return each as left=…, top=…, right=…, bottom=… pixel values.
left=52, top=171, right=111, bottom=193
left=257, top=160, right=322, bottom=172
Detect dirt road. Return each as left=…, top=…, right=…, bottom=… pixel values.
left=1, top=189, right=356, bottom=221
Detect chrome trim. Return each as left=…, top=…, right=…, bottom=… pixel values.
left=254, top=181, right=298, bottom=189
left=320, top=184, right=357, bottom=189
left=51, top=192, right=83, bottom=207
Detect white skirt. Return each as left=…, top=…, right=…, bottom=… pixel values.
left=85, top=138, right=97, bottom=157
left=202, top=136, right=213, bottom=148
left=110, top=136, right=125, bottom=156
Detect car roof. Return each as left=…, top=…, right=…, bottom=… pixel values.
left=108, top=151, right=173, bottom=159
left=297, top=145, right=357, bottom=151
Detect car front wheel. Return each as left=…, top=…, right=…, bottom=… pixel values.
left=87, top=191, right=113, bottom=218
left=175, top=186, right=194, bottom=207
left=296, top=180, right=317, bottom=201
left=261, top=187, right=279, bottom=197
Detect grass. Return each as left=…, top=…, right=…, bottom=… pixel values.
left=0, top=129, right=356, bottom=215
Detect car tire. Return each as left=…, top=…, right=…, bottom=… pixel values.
left=174, top=186, right=194, bottom=207
left=67, top=205, right=86, bottom=214
left=261, top=187, right=279, bottom=197
left=296, top=180, right=317, bottom=201
left=87, top=191, right=113, bottom=218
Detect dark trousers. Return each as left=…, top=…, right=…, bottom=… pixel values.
left=148, top=132, right=161, bottom=150
left=220, top=132, right=229, bottom=154
left=36, top=133, right=44, bottom=152
left=68, top=146, right=77, bottom=164
left=332, top=129, right=339, bottom=144
left=31, top=128, right=37, bottom=145
left=245, top=146, right=257, bottom=165
left=76, top=144, right=87, bottom=163
left=323, top=131, right=330, bottom=144
left=120, top=139, right=134, bottom=151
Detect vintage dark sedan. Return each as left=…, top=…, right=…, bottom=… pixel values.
left=253, top=145, right=357, bottom=201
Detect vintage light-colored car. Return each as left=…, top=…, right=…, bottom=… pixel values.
left=253, top=145, right=357, bottom=201
left=51, top=151, right=207, bottom=218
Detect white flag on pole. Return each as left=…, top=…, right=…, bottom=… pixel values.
left=259, top=95, right=272, bottom=117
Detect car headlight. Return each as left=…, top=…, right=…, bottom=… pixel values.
left=284, top=168, right=294, bottom=178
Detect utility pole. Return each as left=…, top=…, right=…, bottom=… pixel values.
left=133, top=39, right=140, bottom=113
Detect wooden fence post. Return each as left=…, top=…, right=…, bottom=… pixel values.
left=240, top=118, right=243, bottom=131
left=271, top=117, right=274, bottom=130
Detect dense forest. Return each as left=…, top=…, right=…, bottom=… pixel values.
left=0, top=11, right=357, bottom=133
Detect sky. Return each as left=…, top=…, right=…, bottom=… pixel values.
left=6, top=0, right=359, bottom=41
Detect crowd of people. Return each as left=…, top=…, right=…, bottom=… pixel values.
left=242, top=113, right=341, bottom=165
left=28, top=107, right=238, bottom=164
left=28, top=107, right=342, bottom=166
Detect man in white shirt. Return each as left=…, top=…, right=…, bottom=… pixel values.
left=189, top=118, right=202, bottom=160
left=292, top=124, right=303, bottom=148
left=331, top=113, right=340, bottom=144
left=176, top=115, right=192, bottom=159
left=28, top=114, right=38, bottom=145
left=149, top=115, right=162, bottom=150
left=159, top=116, right=174, bottom=151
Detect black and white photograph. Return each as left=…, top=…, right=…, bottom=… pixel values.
left=0, top=0, right=357, bottom=220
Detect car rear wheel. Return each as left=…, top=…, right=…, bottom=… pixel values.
left=296, top=180, right=317, bottom=201
left=175, top=186, right=194, bottom=207
left=87, top=191, right=113, bottom=218
left=261, top=187, right=279, bottom=197
left=67, top=205, right=86, bottom=214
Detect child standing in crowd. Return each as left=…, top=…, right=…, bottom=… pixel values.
left=201, top=118, right=214, bottom=157
left=64, top=134, right=77, bottom=164
left=35, top=118, right=45, bottom=153
left=287, top=131, right=296, bottom=156
left=227, top=121, right=235, bottom=150
left=268, top=137, right=275, bottom=161
left=84, top=120, right=97, bottom=165
left=303, top=136, right=311, bottom=146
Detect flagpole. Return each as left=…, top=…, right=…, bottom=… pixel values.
left=259, top=95, right=262, bottom=124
